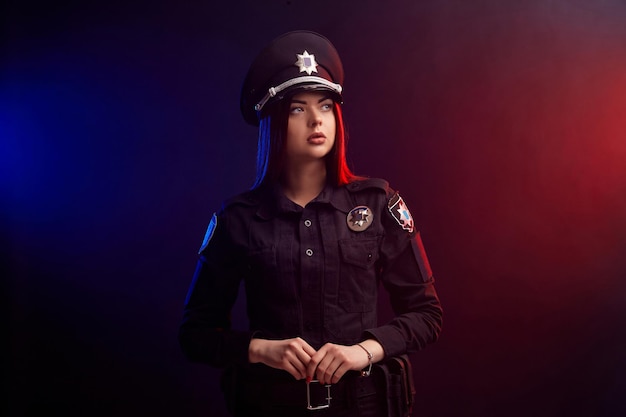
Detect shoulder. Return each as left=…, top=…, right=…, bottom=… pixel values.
left=198, top=188, right=268, bottom=255
left=346, top=178, right=417, bottom=234
left=219, top=187, right=268, bottom=213
left=345, top=177, right=394, bottom=197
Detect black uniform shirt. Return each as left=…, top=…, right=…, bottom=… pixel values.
left=179, top=178, right=442, bottom=370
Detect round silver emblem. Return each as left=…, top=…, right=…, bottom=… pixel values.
left=346, top=206, right=373, bottom=232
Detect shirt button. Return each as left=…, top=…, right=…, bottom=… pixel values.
left=305, top=248, right=314, bottom=257
left=304, top=219, right=312, bottom=227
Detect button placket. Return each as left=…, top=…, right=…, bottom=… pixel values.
left=302, top=215, right=314, bottom=257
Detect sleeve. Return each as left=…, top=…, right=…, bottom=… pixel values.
left=363, top=191, right=443, bottom=357
left=178, top=210, right=253, bottom=368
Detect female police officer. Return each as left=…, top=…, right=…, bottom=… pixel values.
left=179, top=31, right=442, bottom=416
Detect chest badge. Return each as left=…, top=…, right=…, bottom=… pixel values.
left=346, top=206, right=373, bottom=232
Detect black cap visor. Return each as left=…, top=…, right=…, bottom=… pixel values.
left=254, top=76, right=342, bottom=113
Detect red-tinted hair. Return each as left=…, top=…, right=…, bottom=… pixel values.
left=251, top=101, right=358, bottom=189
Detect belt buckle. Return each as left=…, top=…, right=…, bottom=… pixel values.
left=306, top=380, right=332, bottom=410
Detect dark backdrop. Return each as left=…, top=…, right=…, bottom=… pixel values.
left=4, top=1, right=626, bottom=416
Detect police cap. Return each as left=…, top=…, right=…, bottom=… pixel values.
left=240, top=30, right=344, bottom=126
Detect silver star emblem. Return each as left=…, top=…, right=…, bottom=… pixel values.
left=294, top=51, right=318, bottom=75
left=346, top=206, right=373, bottom=232
left=350, top=208, right=370, bottom=227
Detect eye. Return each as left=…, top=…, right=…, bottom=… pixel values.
left=290, top=106, right=304, bottom=114
left=321, top=101, right=333, bottom=111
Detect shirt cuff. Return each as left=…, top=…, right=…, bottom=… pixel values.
left=362, top=326, right=406, bottom=358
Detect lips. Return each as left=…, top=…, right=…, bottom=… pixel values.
left=307, top=132, right=326, bottom=144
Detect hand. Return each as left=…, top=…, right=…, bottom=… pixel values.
left=248, top=337, right=317, bottom=380
left=306, top=343, right=371, bottom=385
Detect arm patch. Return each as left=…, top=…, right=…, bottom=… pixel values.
left=388, top=192, right=414, bottom=233
left=198, top=213, right=217, bottom=254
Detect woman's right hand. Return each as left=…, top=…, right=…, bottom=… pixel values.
left=248, top=337, right=317, bottom=380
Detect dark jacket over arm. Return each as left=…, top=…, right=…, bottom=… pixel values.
left=179, top=179, right=443, bottom=368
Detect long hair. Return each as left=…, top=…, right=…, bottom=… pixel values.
left=251, top=100, right=358, bottom=189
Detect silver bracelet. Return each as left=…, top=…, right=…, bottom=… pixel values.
left=356, top=343, right=373, bottom=377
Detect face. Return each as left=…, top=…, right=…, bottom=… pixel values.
left=284, top=91, right=336, bottom=164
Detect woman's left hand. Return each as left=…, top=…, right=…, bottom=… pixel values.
left=306, top=340, right=383, bottom=385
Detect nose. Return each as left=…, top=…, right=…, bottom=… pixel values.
left=309, top=108, right=322, bottom=127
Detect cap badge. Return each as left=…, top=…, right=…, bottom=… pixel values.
left=295, top=50, right=318, bottom=75
left=346, top=206, right=373, bottom=232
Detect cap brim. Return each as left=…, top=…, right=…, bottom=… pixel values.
left=277, top=83, right=343, bottom=102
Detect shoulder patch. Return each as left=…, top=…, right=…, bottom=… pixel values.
left=198, top=213, right=217, bottom=254
left=388, top=192, right=414, bottom=233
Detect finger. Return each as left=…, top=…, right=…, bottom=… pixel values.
left=330, top=361, right=350, bottom=384
left=318, top=355, right=342, bottom=385
left=315, top=350, right=341, bottom=384
left=305, top=344, right=327, bottom=381
left=284, top=360, right=305, bottom=380
left=287, top=343, right=314, bottom=378
left=313, top=344, right=342, bottom=384
left=306, top=354, right=321, bottom=383
left=282, top=350, right=306, bottom=379
left=299, top=339, right=317, bottom=357
left=293, top=346, right=312, bottom=371
left=285, top=351, right=308, bottom=379
left=287, top=339, right=314, bottom=380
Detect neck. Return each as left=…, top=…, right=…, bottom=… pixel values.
left=282, top=160, right=327, bottom=207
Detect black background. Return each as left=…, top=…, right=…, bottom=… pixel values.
left=4, top=1, right=626, bottom=416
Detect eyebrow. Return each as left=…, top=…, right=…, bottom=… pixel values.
left=290, top=95, right=332, bottom=105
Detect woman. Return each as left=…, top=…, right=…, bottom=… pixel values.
left=179, top=30, right=442, bottom=417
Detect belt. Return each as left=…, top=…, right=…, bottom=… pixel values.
left=236, top=370, right=382, bottom=410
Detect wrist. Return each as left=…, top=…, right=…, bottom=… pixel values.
left=248, top=338, right=263, bottom=363
left=358, top=339, right=385, bottom=363
left=356, top=343, right=373, bottom=377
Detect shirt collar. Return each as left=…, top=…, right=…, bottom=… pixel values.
left=325, top=184, right=354, bottom=214
left=255, top=182, right=354, bottom=219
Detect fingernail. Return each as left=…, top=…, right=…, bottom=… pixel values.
left=306, top=376, right=312, bottom=384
